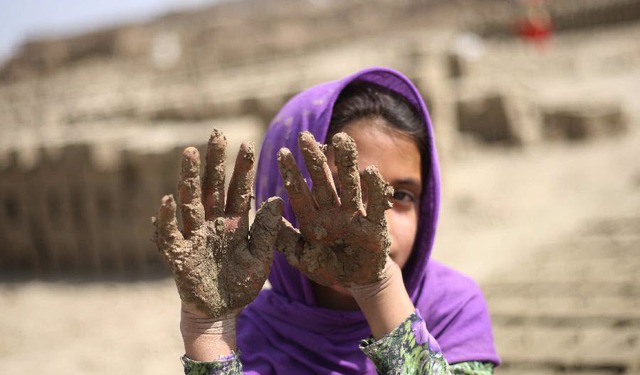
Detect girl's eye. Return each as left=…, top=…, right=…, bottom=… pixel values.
left=392, top=190, right=416, bottom=203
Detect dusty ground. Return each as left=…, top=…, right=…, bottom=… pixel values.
left=1, top=23, right=639, bottom=374
left=434, top=128, right=640, bottom=281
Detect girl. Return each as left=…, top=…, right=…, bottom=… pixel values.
left=154, top=67, right=500, bottom=374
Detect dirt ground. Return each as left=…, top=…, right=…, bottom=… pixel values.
left=1, top=24, right=639, bottom=374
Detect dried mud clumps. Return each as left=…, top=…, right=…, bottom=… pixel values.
left=276, top=131, right=393, bottom=287
left=152, top=129, right=282, bottom=319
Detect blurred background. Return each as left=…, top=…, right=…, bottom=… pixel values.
left=0, top=0, right=639, bottom=373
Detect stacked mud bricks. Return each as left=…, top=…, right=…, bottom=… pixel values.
left=486, top=217, right=640, bottom=374
left=476, top=0, right=640, bottom=38
left=0, top=144, right=207, bottom=277
left=0, top=0, right=634, bottom=279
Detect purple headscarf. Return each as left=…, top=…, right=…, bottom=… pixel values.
left=237, top=67, right=500, bottom=373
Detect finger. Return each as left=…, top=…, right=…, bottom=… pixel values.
left=249, top=197, right=283, bottom=263
left=226, top=142, right=255, bottom=216
left=152, top=195, right=185, bottom=259
left=298, top=131, right=339, bottom=209
left=332, top=132, right=364, bottom=213
left=277, top=147, right=316, bottom=219
left=362, top=165, right=393, bottom=225
left=202, top=129, right=227, bottom=219
left=179, top=147, right=206, bottom=236
left=274, top=217, right=304, bottom=270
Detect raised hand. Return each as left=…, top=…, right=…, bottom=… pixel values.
left=153, top=129, right=282, bottom=320
left=276, top=131, right=394, bottom=287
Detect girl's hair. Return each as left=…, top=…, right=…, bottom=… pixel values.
left=328, top=80, right=428, bottom=161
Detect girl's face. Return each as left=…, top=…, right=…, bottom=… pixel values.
left=327, top=117, right=422, bottom=269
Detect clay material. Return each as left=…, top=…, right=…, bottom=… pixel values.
left=276, top=131, right=393, bottom=287
left=153, top=129, right=282, bottom=319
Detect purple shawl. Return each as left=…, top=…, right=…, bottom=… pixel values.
left=237, top=67, right=500, bottom=373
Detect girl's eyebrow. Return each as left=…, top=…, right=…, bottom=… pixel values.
left=330, top=173, right=421, bottom=190
left=390, top=178, right=421, bottom=188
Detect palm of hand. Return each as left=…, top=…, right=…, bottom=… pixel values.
left=277, top=131, right=393, bottom=287
left=153, top=130, right=282, bottom=319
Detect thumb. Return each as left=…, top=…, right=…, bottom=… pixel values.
left=274, top=217, right=304, bottom=270
left=249, top=197, right=283, bottom=263
left=153, top=195, right=185, bottom=265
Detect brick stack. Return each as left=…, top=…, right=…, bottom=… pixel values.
left=486, top=217, right=640, bottom=374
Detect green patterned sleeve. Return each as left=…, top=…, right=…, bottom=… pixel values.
left=450, top=361, right=494, bottom=374
left=360, top=310, right=494, bottom=374
left=181, top=353, right=242, bottom=375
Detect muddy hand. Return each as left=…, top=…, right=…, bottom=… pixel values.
left=153, top=129, right=283, bottom=319
left=276, top=131, right=393, bottom=287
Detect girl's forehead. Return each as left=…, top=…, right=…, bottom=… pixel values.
left=327, top=119, right=422, bottom=183
left=339, top=118, right=420, bottom=151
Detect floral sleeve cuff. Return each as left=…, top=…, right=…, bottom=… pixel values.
left=360, top=309, right=450, bottom=374
left=181, top=352, right=242, bottom=375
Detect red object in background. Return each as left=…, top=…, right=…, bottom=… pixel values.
left=518, top=17, right=553, bottom=42
left=515, top=0, right=553, bottom=49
